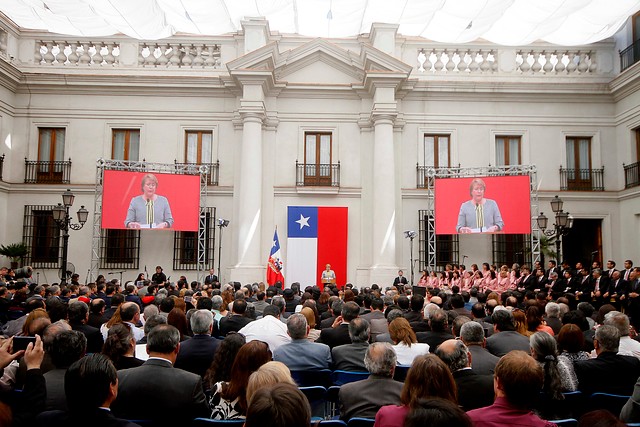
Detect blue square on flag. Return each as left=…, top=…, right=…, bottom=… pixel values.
left=288, top=206, right=318, bottom=238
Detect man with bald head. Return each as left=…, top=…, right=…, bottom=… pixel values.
left=120, top=301, right=144, bottom=342
left=435, top=339, right=494, bottom=411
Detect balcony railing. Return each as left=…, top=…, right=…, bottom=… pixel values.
left=0, top=154, right=4, bottom=181
left=620, top=39, right=640, bottom=72
left=624, top=162, right=640, bottom=189
left=24, top=159, right=71, bottom=184
left=296, top=162, right=340, bottom=187
left=416, top=165, right=463, bottom=189
left=559, top=167, right=604, bottom=191
left=173, top=161, right=219, bottom=186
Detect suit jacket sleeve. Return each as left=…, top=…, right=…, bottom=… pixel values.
left=621, top=377, right=640, bottom=422
left=191, top=378, right=210, bottom=418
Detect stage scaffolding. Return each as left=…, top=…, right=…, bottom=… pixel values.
left=90, top=159, right=210, bottom=282
left=423, top=164, right=540, bottom=271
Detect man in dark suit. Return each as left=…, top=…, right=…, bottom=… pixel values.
left=44, top=330, right=87, bottom=411
left=518, top=266, right=535, bottom=293
left=67, top=301, right=104, bottom=354
left=339, top=342, right=403, bottom=420
left=485, top=309, right=530, bottom=357
left=174, top=310, right=220, bottom=377
left=436, top=339, right=494, bottom=411
left=362, top=298, right=388, bottom=341
left=218, top=299, right=253, bottom=336
left=603, top=260, right=618, bottom=279
left=609, top=270, right=629, bottom=311
left=112, top=325, right=209, bottom=426
left=590, top=268, right=610, bottom=309
left=392, top=270, right=408, bottom=291
left=627, top=268, right=640, bottom=329
left=318, top=301, right=360, bottom=349
left=546, top=260, right=562, bottom=280
left=460, top=321, right=499, bottom=375
left=332, top=318, right=370, bottom=371
left=37, top=353, right=139, bottom=427
left=417, top=308, right=453, bottom=352
left=575, top=324, right=640, bottom=396
left=204, top=268, right=218, bottom=286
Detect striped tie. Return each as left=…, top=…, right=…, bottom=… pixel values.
left=475, top=204, right=484, bottom=229
left=146, top=199, right=154, bottom=225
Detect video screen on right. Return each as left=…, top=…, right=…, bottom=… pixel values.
left=434, top=175, right=531, bottom=235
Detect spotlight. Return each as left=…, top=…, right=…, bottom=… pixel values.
left=218, top=218, right=229, bottom=227
left=404, top=230, right=417, bottom=239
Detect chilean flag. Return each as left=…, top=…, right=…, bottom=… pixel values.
left=267, top=228, right=285, bottom=285
left=287, top=206, right=348, bottom=289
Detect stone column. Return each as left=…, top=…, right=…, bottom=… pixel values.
left=231, top=83, right=266, bottom=283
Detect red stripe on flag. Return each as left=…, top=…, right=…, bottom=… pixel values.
left=316, top=207, right=348, bottom=289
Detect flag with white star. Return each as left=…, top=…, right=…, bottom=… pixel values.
left=266, top=228, right=284, bottom=285
left=287, top=206, right=348, bottom=289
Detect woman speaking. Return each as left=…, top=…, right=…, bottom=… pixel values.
left=125, top=173, right=174, bottom=229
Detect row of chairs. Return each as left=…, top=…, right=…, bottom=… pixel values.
left=291, top=366, right=410, bottom=388
left=191, top=418, right=375, bottom=426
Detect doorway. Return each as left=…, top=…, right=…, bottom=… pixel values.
left=562, top=218, right=602, bottom=267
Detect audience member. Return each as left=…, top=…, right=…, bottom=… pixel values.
left=467, top=350, right=555, bottom=427
left=485, top=309, right=530, bottom=356
left=574, top=324, right=640, bottom=395
left=389, top=317, right=430, bottom=365
left=245, top=361, right=295, bottom=404
left=204, top=333, right=246, bottom=391
left=339, top=342, right=403, bottom=421
left=112, top=325, right=209, bottom=426
left=332, top=318, right=370, bottom=371
left=101, top=323, right=144, bottom=370
left=459, top=321, right=499, bottom=375
left=273, top=314, right=331, bottom=370
left=375, top=354, right=457, bottom=426
left=174, top=309, right=221, bottom=377
left=219, top=299, right=253, bottom=336
left=44, top=330, right=87, bottom=411
left=244, top=383, right=311, bottom=427
left=435, top=339, right=494, bottom=411
left=238, top=304, right=291, bottom=352
left=418, top=308, right=454, bottom=352
left=318, top=301, right=360, bottom=349
left=403, top=398, right=473, bottom=427
left=209, top=340, right=272, bottom=419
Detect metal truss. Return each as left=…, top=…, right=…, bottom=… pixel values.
left=90, top=158, right=209, bottom=282
left=423, top=164, right=540, bottom=270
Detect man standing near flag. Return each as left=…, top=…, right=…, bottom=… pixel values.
left=267, top=228, right=285, bottom=286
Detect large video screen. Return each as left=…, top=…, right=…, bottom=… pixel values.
left=101, top=170, right=200, bottom=231
left=434, top=175, right=531, bottom=235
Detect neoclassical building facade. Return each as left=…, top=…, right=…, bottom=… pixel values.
left=0, top=16, right=639, bottom=287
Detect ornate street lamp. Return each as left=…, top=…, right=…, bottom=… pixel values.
left=52, top=189, right=88, bottom=282
left=536, top=195, right=573, bottom=262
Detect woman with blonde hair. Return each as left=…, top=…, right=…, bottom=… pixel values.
left=389, top=317, right=430, bottom=365
left=21, top=308, right=50, bottom=336
left=512, top=309, right=532, bottom=337
left=245, top=361, right=295, bottom=404
left=300, top=307, right=320, bottom=342
left=375, top=354, right=457, bottom=427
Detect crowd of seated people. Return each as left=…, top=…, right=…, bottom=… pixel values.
left=0, top=259, right=639, bottom=425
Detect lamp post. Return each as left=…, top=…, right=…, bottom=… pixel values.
left=217, top=218, right=229, bottom=283
left=404, top=230, right=417, bottom=286
left=52, top=189, right=88, bottom=283
left=536, top=195, right=573, bottom=262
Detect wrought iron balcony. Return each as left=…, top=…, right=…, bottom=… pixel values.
left=24, top=158, right=71, bottom=184
left=296, top=161, right=340, bottom=187
left=624, top=161, right=640, bottom=189
left=559, top=167, right=604, bottom=191
left=174, top=161, right=219, bottom=186
left=620, top=39, right=640, bottom=72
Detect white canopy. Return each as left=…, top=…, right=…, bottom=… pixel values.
left=1, top=0, right=639, bottom=45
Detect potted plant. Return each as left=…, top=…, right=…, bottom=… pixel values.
left=0, top=242, right=29, bottom=269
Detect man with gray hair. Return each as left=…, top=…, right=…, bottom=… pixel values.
left=318, top=301, right=360, bottom=349
left=435, top=339, right=494, bottom=411
left=273, top=313, right=331, bottom=370
left=332, top=318, right=370, bottom=371
left=604, top=311, right=640, bottom=359
left=338, top=342, right=403, bottom=421
left=174, top=310, right=221, bottom=377
left=112, top=325, right=209, bottom=426
left=459, top=321, right=499, bottom=375
left=543, top=301, right=562, bottom=335
left=574, top=324, right=640, bottom=396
